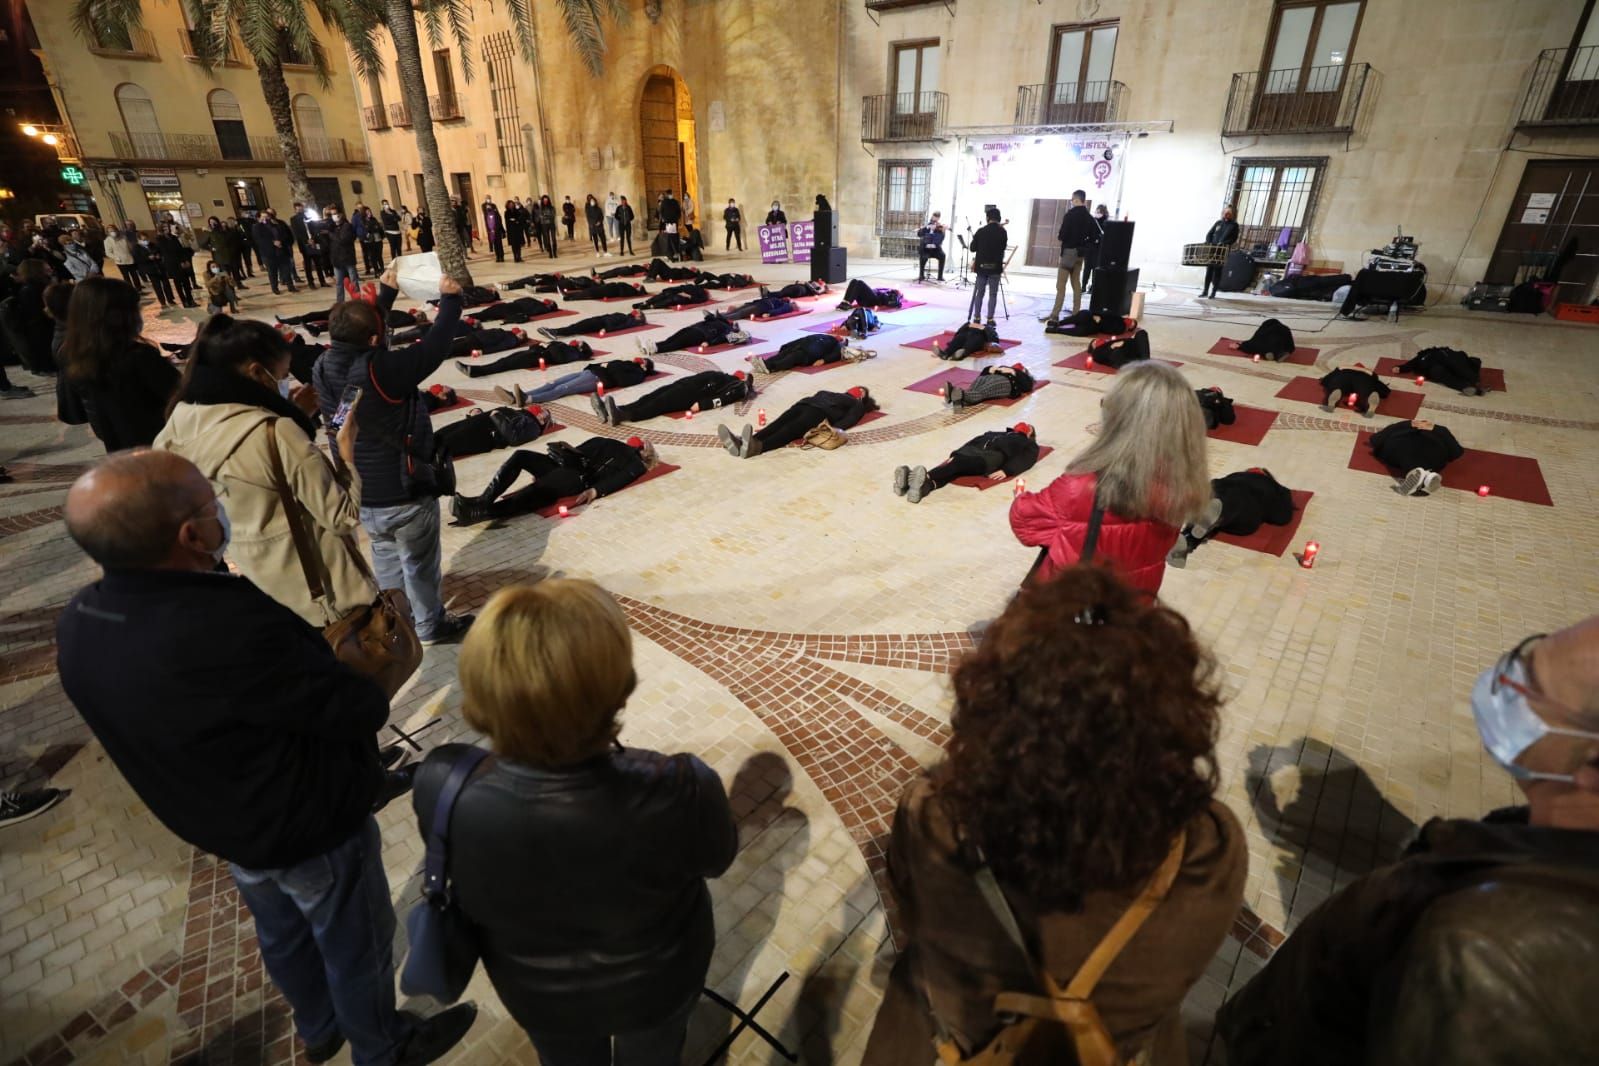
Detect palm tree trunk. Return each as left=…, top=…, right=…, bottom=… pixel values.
left=254, top=54, right=316, bottom=208
left=384, top=0, right=472, bottom=285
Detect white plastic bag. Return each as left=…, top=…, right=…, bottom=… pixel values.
left=393, top=252, right=442, bottom=301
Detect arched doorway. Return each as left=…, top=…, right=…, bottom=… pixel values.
left=639, top=67, right=697, bottom=229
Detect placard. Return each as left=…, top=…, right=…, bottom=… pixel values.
left=790, top=219, right=815, bottom=264
left=757, top=223, right=789, bottom=264
left=1520, top=207, right=1550, bottom=225
left=1527, top=192, right=1557, bottom=209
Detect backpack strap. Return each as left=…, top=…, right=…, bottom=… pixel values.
left=1080, top=493, right=1106, bottom=565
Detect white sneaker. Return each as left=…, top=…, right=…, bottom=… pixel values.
left=1397, top=468, right=1430, bottom=496
left=1423, top=470, right=1442, bottom=495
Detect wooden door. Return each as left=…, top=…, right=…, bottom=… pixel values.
left=1027, top=199, right=1069, bottom=268
left=1485, top=159, right=1599, bottom=305
left=641, top=76, right=678, bottom=229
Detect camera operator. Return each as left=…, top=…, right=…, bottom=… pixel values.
left=967, top=207, right=1007, bottom=325
left=917, top=212, right=947, bottom=283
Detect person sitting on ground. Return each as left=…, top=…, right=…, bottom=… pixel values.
left=690, top=271, right=755, bottom=290
left=837, top=279, right=904, bottom=310
left=1085, top=328, right=1152, bottom=369
left=493, top=357, right=655, bottom=409
left=1044, top=309, right=1135, bottom=337
left=1218, top=615, right=1599, bottom=1066
left=433, top=404, right=554, bottom=459
left=860, top=564, right=1244, bottom=1064
left=643, top=257, right=699, bottom=282
left=592, top=262, right=651, bottom=280
left=636, top=315, right=749, bottom=355
left=455, top=339, right=593, bottom=378
left=444, top=326, right=530, bottom=361
left=633, top=284, right=711, bottom=311
left=1320, top=365, right=1391, bottom=416
left=451, top=437, right=661, bottom=524
left=680, top=221, right=706, bottom=261
left=1011, top=361, right=1210, bottom=594
left=718, top=387, right=877, bottom=458
left=721, top=294, right=797, bottom=322
left=564, top=280, right=647, bottom=302
left=1398, top=346, right=1486, bottom=396
left=1229, top=317, right=1296, bottom=361
left=760, top=279, right=827, bottom=300
left=893, top=424, right=1038, bottom=504
left=537, top=309, right=647, bottom=340
left=943, top=364, right=1035, bottom=409
left=1369, top=418, right=1464, bottom=497
left=57, top=450, right=478, bottom=1066
left=470, top=296, right=560, bottom=325
left=1166, top=468, right=1296, bottom=568
left=592, top=369, right=754, bottom=425
left=750, top=334, right=875, bottom=374
left=931, top=320, right=1003, bottom=361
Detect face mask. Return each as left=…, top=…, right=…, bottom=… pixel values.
left=207, top=498, right=232, bottom=563
left=1471, top=652, right=1599, bottom=782
left=277, top=376, right=294, bottom=400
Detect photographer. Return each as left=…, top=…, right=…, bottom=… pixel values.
left=966, top=207, right=1007, bottom=325
left=917, top=212, right=947, bottom=282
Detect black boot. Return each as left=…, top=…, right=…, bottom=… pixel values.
left=451, top=494, right=495, bottom=526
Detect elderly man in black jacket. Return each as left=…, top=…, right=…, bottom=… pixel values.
left=1219, top=614, right=1599, bottom=1066
left=56, top=449, right=477, bottom=1066
left=1042, top=190, right=1101, bottom=324
left=313, top=265, right=474, bottom=645
left=251, top=210, right=296, bottom=295
left=1198, top=206, right=1241, bottom=299
left=894, top=423, right=1039, bottom=503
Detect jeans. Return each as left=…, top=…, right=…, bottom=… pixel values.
left=523, top=371, right=602, bottom=404
left=332, top=264, right=360, bottom=301
left=1048, top=251, right=1084, bottom=320
left=968, top=271, right=1000, bottom=321
left=360, top=499, right=446, bottom=638
left=230, top=818, right=412, bottom=1066
left=524, top=991, right=697, bottom=1066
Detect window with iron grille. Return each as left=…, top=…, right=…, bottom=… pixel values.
left=1227, top=156, right=1326, bottom=254
left=481, top=32, right=525, bottom=173
left=876, top=159, right=931, bottom=257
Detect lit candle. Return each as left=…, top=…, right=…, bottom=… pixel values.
left=539, top=357, right=547, bottom=372
left=757, top=408, right=767, bottom=426
left=599, top=329, right=607, bottom=336
left=1013, top=477, right=1026, bottom=496
left=557, top=504, right=569, bottom=517
left=1085, top=355, right=1095, bottom=368
left=1477, top=485, right=1491, bottom=497
left=596, top=383, right=605, bottom=396
left=1252, top=354, right=1261, bottom=363
left=1415, top=375, right=1425, bottom=385
left=471, top=349, right=481, bottom=359
left=1301, top=540, right=1320, bottom=568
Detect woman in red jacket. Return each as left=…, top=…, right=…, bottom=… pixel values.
left=1010, top=361, right=1210, bottom=594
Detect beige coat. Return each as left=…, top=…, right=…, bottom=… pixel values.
left=155, top=402, right=376, bottom=627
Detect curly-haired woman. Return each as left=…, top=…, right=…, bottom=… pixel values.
left=862, top=565, right=1246, bottom=1065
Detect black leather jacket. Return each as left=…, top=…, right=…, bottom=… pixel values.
left=413, top=744, right=737, bottom=1036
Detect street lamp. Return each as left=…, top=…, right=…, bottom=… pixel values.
left=18, top=121, right=78, bottom=162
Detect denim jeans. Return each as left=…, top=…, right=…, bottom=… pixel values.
left=230, top=818, right=412, bottom=1066
left=332, top=264, right=360, bottom=301
left=524, top=991, right=697, bottom=1066
left=360, top=499, right=446, bottom=639
left=523, top=371, right=600, bottom=405
left=968, top=271, right=1000, bottom=321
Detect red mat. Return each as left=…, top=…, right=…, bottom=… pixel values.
left=1347, top=432, right=1552, bottom=506
left=1374, top=357, right=1506, bottom=392
left=1275, top=376, right=1424, bottom=419
left=427, top=397, right=474, bottom=416
left=1211, top=490, right=1314, bottom=557
left=902, top=332, right=1024, bottom=353
left=533, top=462, right=680, bottom=517
left=747, top=308, right=813, bottom=322
left=1206, top=404, right=1278, bottom=447
left=671, top=340, right=750, bottom=355
left=951, top=446, right=1055, bottom=489
left=781, top=409, right=887, bottom=443
left=1207, top=338, right=1319, bottom=366
left=444, top=423, right=568, bottom=455
left=1056, top=352, right=1182, bottom=374
left=801, top=319, right=908, bottom=337
left=572, top=322, right=658, bottom=338
left=875, top=299, right=926, bottom=313
left=903, top=368, right=1051, bottom=407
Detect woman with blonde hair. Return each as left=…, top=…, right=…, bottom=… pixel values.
left=412, top=579, right=737, bottom=1065
left=1010, top=360, right=1209, bottom=593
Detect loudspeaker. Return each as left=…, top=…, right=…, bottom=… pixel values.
left=811, top=246, right=847, bottom=284
left=813, top=208, right=839, bottom=249
left=1097, top=220, right=1134, bottom=271
left=1089, top=267, right=1139, bottom=316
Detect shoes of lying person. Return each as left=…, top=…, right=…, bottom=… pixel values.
left=893, top=465, right=910, bottom=496
left=493, top=385, right=527, bottom=407
left=0, top=788, right=68, bottom=829
left=717, top=424, right=742, bottom=456
left=1321, top=389, right=1343, bottom=412
left=589, top=393, right=609, bottom=423
left=1188, top=497, right=1225, bottom=540
left=906, top=466, right=930, bottom=504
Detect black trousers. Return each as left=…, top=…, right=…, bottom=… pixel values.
left=726, top=223, right=743, bottom=250
left=461, top=344, right=587, bottom=377
left=590, top=224, right=608, bottom=253
left=1320, top=369, right=1388, bottom=408
left=616, top=378, right=735, bottom=421
left=755, top=403, right=828, bottom=450
left=918, top=248, right=946, bottom=280
left=489, top=234, right=505, bottom=262
left=299, top=244, right=327, bottom=285
left=387, top=233, right=401, bottom=259
left=549, top=313, right=635, bottom=336
left=656, top=322, right=728, bottom=352
left=116, top=264, right=143, bottom=289
left=766, top=335, right=840, bottom=371
left=361, top=241, right=383, bottom=274
left=147, top=272, right=175, bottom=306
left=926, top=452, right=991, bottom=491
left=618, top=223, right=634, bottom=256
left=1202, top=264, right=1223, bottom=294
left=434, top=410, right=501, bottom=457
left=482, top=452, right=586, bottom=518
left=542, top=226, right=559, bottom=258
left=509, top=239, right=524, bottom=263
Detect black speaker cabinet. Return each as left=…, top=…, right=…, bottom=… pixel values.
left=1097, top=220, right=1135, bottom=272
left=811, top=246, right=848, bottom=284
left=813, top=208, right=840, bottom=249
left=1089, top=267, right=1139, bottom=316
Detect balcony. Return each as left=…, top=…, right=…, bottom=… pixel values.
left=363, top=105, right=390, bottom=132
left=300, top=136, right=368, bottom=164
left=387, top=102, right=412, bottom=127
left=861, top=91, right=949, bottom=143
left=429, top=92, right=465, bottom=122
left=1015, top=81, right=1127, bottom=127
left=88, top=26, right=158, bottom=60
left=866, top=0, right=953, bottom=10
left=106, top=131, right=367, bottom=166
left=1222, top=62, right=1371, bottom=136
left=178, top=28, right=247, bottom=65
left=1517, top=47, right=1599, bottom=128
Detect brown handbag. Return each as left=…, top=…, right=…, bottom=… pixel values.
left=265, top=421, right=423, bottom=699
left=801, top=421, right=848, bottom=450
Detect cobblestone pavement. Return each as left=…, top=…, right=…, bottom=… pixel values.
left=3, top=244, right=1597, bottom=1065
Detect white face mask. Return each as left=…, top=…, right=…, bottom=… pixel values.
left=205, top=498, right=232, bottom=563
left=277, top=376, right=294, bottom=400
left=1471, top=642, right=1599, bottom=783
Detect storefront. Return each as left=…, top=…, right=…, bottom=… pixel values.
left=138, top=169, right=184, bottom=228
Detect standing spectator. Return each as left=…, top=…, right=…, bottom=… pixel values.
left=235, top=216, right=258, bottom=278
left=482, top=197, right=505, bottom=263
left=328, top=206, right=360, bottom=301
left=765, top=200, right=787, bottom=226
left=658, top=189, right=683, bottom=261
left=605, top=191, right=620, bottom=243
left=133, top=233, right=174, bottom=308
left=504, top=199, right=528, bottom=263
left=359, top=207, right=386, bottom=277
left=413, top=579, right=736, bottom=1062
left=104, top=226, right=142, bottom=291
left=561, top=195, right=577, bottom=242
left=380, top=200, right=403, bottom=260
left=220, top=218, right=250, bottom=287
left=1010, top=361, right=1210, bottom=595
left=536, top=196, right=558, bottom=259
left=43, top=281, right=75, bottom=363
left=156, top=223, right=201, bottom=307
left=965, top=206, right=1006, bottom=325
left=400, top=204, right=415, bottom=252
left=56, top=277, right=180, bottom=451
left=4, top=258, right=59, bottom=372
left=681, top=190, right=695, bottom=226
left=584, top=194, right=608, bottom=255
left=450, top=197, right=472, bottom=252
left=57, top=449, right=478, bottom=1066
left=251, top=212, right=293, bottom=295
left=313, top=267, right=474, bottom=645
left=60, top=232, right=101, bottom=282
left=271, top=212, right=301, bottom=287
left=723, top=198, right=743, bottom=251
left=861, top=565, right=1245, bottom=1063
left=615, top=196, right=635, bottom=257
left=291, top=203, right=326, bottom=289
left=414, top=208, right=434, bottom=254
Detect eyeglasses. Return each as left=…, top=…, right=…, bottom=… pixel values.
left=1491, top=633, right=1551, bottom=703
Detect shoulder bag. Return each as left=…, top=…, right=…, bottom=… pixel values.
left=801, top=421, right=848, bottom=450
left=401, top=745, right=490, bottom=1002
left=930, top=831, right=1188, bottom=1066
left=265, top=420, right=423, bottom=699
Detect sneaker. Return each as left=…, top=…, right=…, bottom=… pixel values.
left=0, top=788, right=67, bottom=829
left=740, top=424, right=756, bottom=457
left=750, top=354, right=770, bottom=374
left=1166, top=541, right=1191, bottom=569
left=421, top=612, right=476, bottom=646
left=893, top=465, right=910, bottom=496
left=717, top=423, right=742, bottom=456
left=1321, top=389, right=1342, bottom=412
left=395, top=1003, right=479, bottom=1066
left=1188, top=497, right=1225, bottom=540
left=1460, top=385, right=1483, bottom=397
left=453, top=360, right=474, bottom=375
left=1363, top=392, right=1381, bottom=416
left=635, top=336, right=651, bottom=355
left=949, top=386, right=966, bottom=408
left=1, top=386, right=33, bottom=400
left=845, top=348, right=876, bottom=361
left=589, top=393, right=609, bottom=423
left=1424, top=470, right=1442, bottom=494
left=604, top=395, right=621, bottom=424
left=940, top=381, right=953, bottom=405
left=492, top=385, right=521, bottom=406
left=537, top=326, right=558, bottom=341
left=906, top=466, right=929, bottom=504
left=1397, top=468, right=1429, bottom=496
left=1342, top=311, right=1369, bottom=321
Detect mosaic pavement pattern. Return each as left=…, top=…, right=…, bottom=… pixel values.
left=3, top=242, right=1598, bottom=1065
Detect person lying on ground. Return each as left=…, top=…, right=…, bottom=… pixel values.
left=451, top=437, right=660, bottom=525
left=427, top=283, right=500, bottom=308
left=944, top=364, right=1035, bottom=408
left=1166, top=468, right=1296, bottom=567
left=1044, top=310, right=1136, bottom=336
left=563, top=281, right=647, bottom=302
left=836, top=279, right=904, bottom=310
left=1369, top=419, right=1465, bottom=497
left=760, top=280, right=828, bottom=300
left=643, top=257, right=699, bottom=282
left=931, top=321, right=1002, bottom=361
left=1229, top=318, right=1295, bottom=361
left=1397, top=347, right=1486, bottom=396
left=503, top=272, right=564, bottom=292
left=718, top=387, right=877, bottom=458
left=444, top=327, right=530, bottom=360
left=455, top=340, right=593, bottom=378
left=470, top=296, right=560, bottom=325
left=537, top=310, right=647, bottom=339
left=893, top=424, right=1039, bottom=504
left=1320, top=366, right=1392, bottom=416
left=277, top=305, right=423, bottom=335
left=636, top=315, right=749, bottom=355
left=750, top=334, right=875, bottom=374
left=690, top=271, right=755, bottom=290
left=591, top=370, right=754, bottom=424
left=1085, top=329, right=1151, bottom=369
left=633, top=284, right=711, bottom=310
left=433, top=403, right=554, bottom=459
left=721, top=295, right=797, bottom=321
left=492, top=358, right=655, bottom=408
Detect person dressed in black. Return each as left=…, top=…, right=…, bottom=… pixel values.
left=433, top=403, right=554, bottom=459
left=719, top=386, right=878, bottom=458
left=917, top=212, right=947, bottom=282
left=615, top=196, right=636, bottom=257
left=593, top=369, right=754, bottom=424
left=943, top=363, right=1035, bottom=409
left=455, top=339, right=593, bottom=378
left=636, top=315, right=749, bottom=355
left=535, top=196, right=558, bottom=258
left=680, top=223, right=706, bottom=262
left=765, top=200, right=787, bottom=226
left=634, top=284, right=710, bottom=311
left=451, top=198, right=471, bottom=252
left=380, top=201, right=403, bottom=260
left=1369, top=419, right=1465, bottom=497
left=658, top=190, right=684, bottom=260
left=505, top=272, right=566, bottom=292
left=894, top=424, right=1039, bottom=504
left=1198, top=207, right=1241, bottom=299
left=444, top=326, right=530, bottom=362
left=721, top=294, right=796, bottom=321
left=492, top=357, right=654, bottom=409
left=156, top=222, right=200, bottom=307
left=1397, top=347, right=1486, bottom=396
left=1085, top=328, right=1151, bottom=369
left=592, top=262, right=650, bottom=281
left=290, top=203, right=325, bottom=288
left=967, top=207, right=1007, bottom=325
left=931, top=320, right=1001, bottom=361
left=584, top=195, right=607, bottom=254
left=643, top=257, right=700, bottom=283
left=557, top=196, right=575, bottom=242
left=504, top=199, right=528, bottom=263
left=327, top=207, right=359, bottom=300
left=1229, top=318, right=1296, bottom=361
left=1320, top=366, right=1392, bottom=416
left=837, top=279, right=904, bottom=310
left=1167, top=468, right=1296, bottom=566
left=131, top=234, right=172, bottom=307
left=1045, top=309, right=1137, bottom=337
left=691, top=271, right=755, bottom=290
left=537, top=309, right=647, bottom=339
left=762, top=279, right=827, bottom=300
left=414, top=209, right=434, bottom=254
left=750, top=334, right=874, bottom=375
left=564, top=280, right=647, bottom=302
left=1043, top=190, right=1100, bottom=324
left=57, top=277, right=181, bottom=451
left=451, top=436, right=661, bottom=524
left=470, top=296, right=560, bottom=325
left=278, top=304, right=422, bottom=336
left=723, top=199, right=744, bottom=250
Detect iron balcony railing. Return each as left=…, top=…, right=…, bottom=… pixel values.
left=1015, top=81, right=1127, bottom=126
left=387, top=102, right=412, bottom=127
left=1222, top=62, right=1371, bottom=136
left=177, top=28, right=247, bottom=65
left=107, top=131, right=367, bottom=165
left=429, top=92, right=465, bottom=121
left=362, top=105, right=390, bottom=132
left=1517, top=46, right=1599, bottom=127
left=88, top=26, right=158, bottom=59
left=862, top=91, right=949, bottom=142
left=866, top=0, right=953, bottom=10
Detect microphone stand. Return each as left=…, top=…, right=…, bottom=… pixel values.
left=955, top=230, right=972, bottom=290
